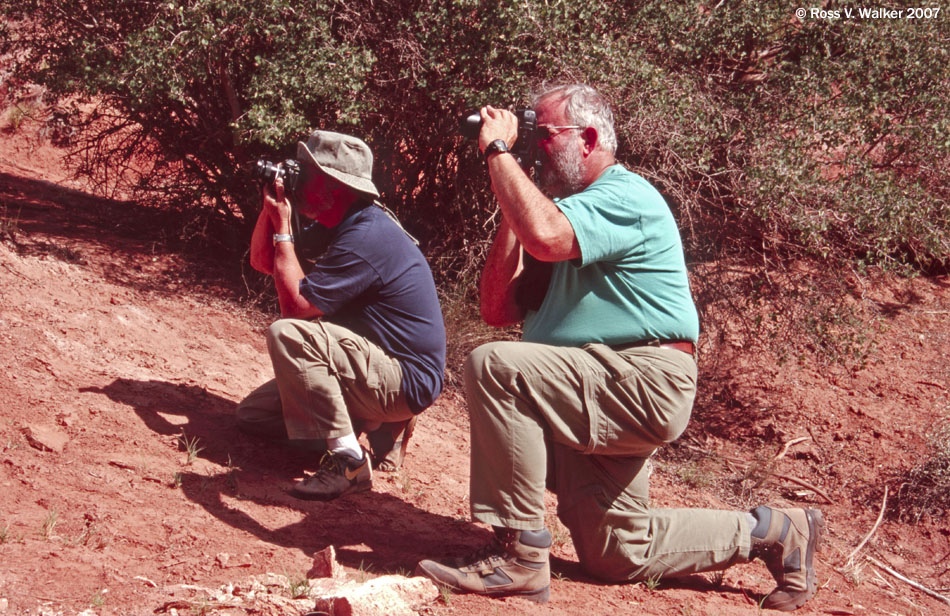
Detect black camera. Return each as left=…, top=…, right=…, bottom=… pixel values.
left=253, top=158, right=303, bottom=194
left=459, top=108, right=540, bottom=174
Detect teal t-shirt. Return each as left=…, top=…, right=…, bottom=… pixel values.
left=522, top=165, right=699, bottom=346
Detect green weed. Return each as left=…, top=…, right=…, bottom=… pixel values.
left=398, top=469, right=412, bottom=494
left=355, top=559, right=374, bottom=583
left=285, top=571, right=310, bottom=599
left=4, top=102, right=37, bottom=131
left=46, top=242, right=86, bottom=264
left=552, top=570, right=571, bottom=582
left=177, top=433, right=204, bottom=465
left=72, top=522, right=109, bottom=550
left=0, top=204, right=22, bottom=242
left=437, top=583, right=453, bottom=605
left=642, top=572, right=662, bottom=591
left=41, top=508, right=59, bottom=540
left=676, top=462, right=714, bottom=489
left=90, top=589, right=106, bottom=607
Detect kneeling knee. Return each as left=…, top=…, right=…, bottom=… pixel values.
left=265, top=318, right=319, bottom=360
left=463, top=342, right=510, bottom=387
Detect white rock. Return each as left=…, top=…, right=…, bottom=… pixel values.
left=311, top=575, right=439, bottom=616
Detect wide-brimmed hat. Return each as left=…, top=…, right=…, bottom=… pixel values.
left=297, top=130, right=380, bottom=198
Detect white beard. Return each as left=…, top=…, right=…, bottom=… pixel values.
left=539, top=144, right=586, bottom=198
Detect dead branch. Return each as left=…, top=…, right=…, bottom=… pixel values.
left=775, top=436, right=810, bottom=461
left=772, top=473, right=834, bottom=504
left=867, top=556, right=950, bottom=606
left=845, top=486, right=888, bottom=565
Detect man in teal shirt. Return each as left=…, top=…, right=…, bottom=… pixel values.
left=416, top=85, right=822, bottom=612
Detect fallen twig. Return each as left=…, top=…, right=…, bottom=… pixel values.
left=845, top=486, right=888, bottom=565
left=867, top=555, right=950, bottom=606
left=774, top=436, right=810, bottom=461
left=768, top=471, right=835, bottom=504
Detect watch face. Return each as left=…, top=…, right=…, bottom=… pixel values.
left=487, top=140, right=508, bottom=155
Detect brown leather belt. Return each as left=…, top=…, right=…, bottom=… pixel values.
left=660, top=340, right=695, bottom=356
left=614, top=339, right=696, bottom=356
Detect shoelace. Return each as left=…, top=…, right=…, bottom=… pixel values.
left=459, top=537, right=511, bottom=572
left=316, top=451, right=347, bottom=474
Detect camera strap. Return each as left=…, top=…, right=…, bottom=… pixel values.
left=373, top=200, right=419, bottom=246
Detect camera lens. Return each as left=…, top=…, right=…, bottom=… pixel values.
left=254, top=159, right=281, bottom=183
left=459, top=112, right=483, bottom=139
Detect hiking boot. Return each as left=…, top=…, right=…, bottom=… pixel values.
left=414, top=528, right=551, bottom=603
left=366, top=416, right=417, bottom=471
left=750, top=506, right=824, bottom=611
left=290, top=449, right=372, bottom=501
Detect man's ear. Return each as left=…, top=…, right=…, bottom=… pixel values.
left=580, top=126, right=598, bottom=156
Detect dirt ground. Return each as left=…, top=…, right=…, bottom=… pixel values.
left=0, top=118, right=949, bottom=616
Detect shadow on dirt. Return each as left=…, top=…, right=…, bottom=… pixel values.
left=0, top=171, right=263, bottom=306
left=80, top=378, right=277, bottom=469
left=81, top=377, right=490, bottom=573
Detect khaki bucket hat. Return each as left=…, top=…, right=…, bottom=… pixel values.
left=297, top=130, right=380, bottom=198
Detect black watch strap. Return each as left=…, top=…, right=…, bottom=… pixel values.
left=484, top=139, right=510, bottom=158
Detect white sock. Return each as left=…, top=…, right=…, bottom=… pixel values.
left=327, top=433, right=363, bottom=460
left=746, top=512, right=758, bottom=532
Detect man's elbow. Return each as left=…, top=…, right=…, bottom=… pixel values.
left=249, top=253, right=274, bottom=275
left=521, top=232, right=578, bottom=263
left=279, top=298, right=323, bottom=321
left=522, top=240, right=563, bottom=263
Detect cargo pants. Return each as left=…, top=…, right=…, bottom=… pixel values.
left=465, top=340, right=752, bottom=582
left=236, top=319, right=414, bottom=441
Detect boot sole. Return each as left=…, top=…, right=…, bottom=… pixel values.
left=290, top=479, right=372, bottom=501
left=432, top=580, right=550, bottom=604
left=487, top=585, right=550, bottom=603
left=803, top=509, right=824, bottom=599
left=415, top=562, right=550, bottom=604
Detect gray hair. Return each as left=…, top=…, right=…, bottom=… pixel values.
left=532, top=84, right=617, bottom=155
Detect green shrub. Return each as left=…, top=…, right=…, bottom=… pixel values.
left=895, top=418, right=950, bottom=522
left=1, top=1, right=946, bottom=357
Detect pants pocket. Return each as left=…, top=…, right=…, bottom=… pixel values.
left=581, top=343, right=694, bottom=456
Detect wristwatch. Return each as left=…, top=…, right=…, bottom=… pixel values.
left=484, top=139, right=510, bottom=158
left=272, top=233, right=294, bottom=246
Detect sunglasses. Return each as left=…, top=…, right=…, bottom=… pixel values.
left=537, top=125, right=583, bottom=141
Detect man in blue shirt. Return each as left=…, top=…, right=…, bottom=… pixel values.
left=416, top=85, right=822, bottom=611
left=237, top=131, right=446, bottom=501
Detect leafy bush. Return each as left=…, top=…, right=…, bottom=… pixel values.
left=1, top=1, right=947, bottom=356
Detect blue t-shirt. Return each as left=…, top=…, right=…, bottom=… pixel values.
left=522, top=165, right=699, bottom=346
left=298, top=203, right=446, bottom=413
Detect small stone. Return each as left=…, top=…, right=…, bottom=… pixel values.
left=309, top=545, right=346, bottom=579
left=311, top=575, right=439, bottom=616
left=22, top=424, right=69, bottom=453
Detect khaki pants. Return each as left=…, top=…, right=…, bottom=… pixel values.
left=236, top=319, right=414, bottom=441
left=465, top=341, right=752, bottom=581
